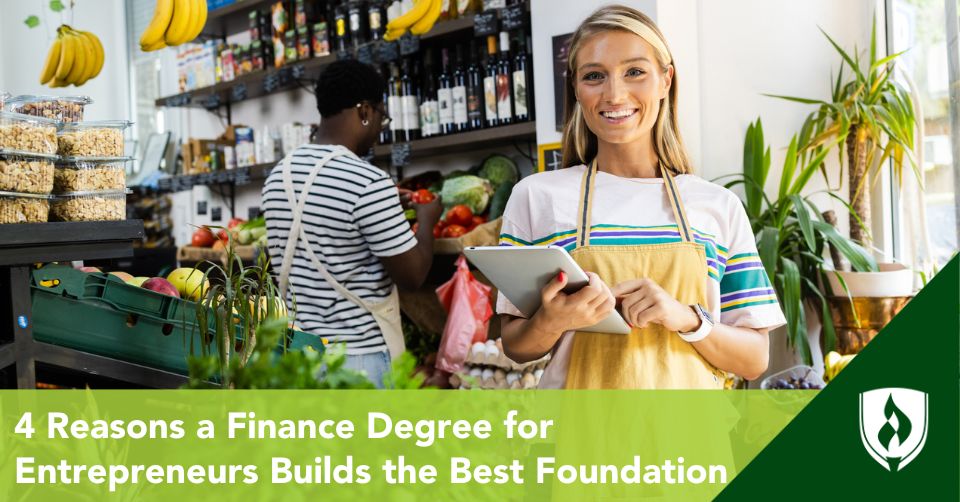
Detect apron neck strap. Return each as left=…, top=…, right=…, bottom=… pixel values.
left=576, top=160, right=694, bottom=247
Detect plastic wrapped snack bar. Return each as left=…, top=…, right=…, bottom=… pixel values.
left=0, top=190, right=51, bottom=224
left=0, top=149, right=57, bottom=194
left=5, top=95, right=93, bottom=122
left=0, top=111, right=58, bottom=155
left=57, top=120, right=131, bottom=157
left=51, top=189, right=127, bottom=222
left=55, top=157, right=129, bottom=192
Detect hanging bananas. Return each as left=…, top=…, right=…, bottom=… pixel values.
left=385, top=0, right=441, bottom=41
left=39, top=25, right=105, bottom=88
left=140, top=0, right=208, bottom=52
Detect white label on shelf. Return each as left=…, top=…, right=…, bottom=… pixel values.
left=438, top=88, right=454, bottom=126
left=452, top=85, right=468, bottom=124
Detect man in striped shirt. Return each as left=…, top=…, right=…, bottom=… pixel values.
left=262, top=61, right=442, bottom=386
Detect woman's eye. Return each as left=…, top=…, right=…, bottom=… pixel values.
left=582, top=72, right=604, bottom=82
left=626, top=68, right=646, bottom=77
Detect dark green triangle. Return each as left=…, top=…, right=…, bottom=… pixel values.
left=716, top=256, right=959, bottom=499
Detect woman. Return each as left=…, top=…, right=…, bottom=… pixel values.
left=498, top=6, right=786, bottom=389
left=262, top=60, right=442, bottom=387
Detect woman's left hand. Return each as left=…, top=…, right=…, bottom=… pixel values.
left=612, top=278, right=701, bottom=333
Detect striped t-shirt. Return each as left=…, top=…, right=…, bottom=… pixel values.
left=262, top=144, right=416, bottom=354
left=496, top=165, right=787, bottom=329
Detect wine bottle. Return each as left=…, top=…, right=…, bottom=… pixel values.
left=466, top=40, right=484, bottom=130
left=334, top=1, right=350, bottom=53
left=512, top=33, right=530, bottom=122
left=380, top=65, right=392, bottom=144
left=347, top=0, right=367, bottom=48
left=400, top=58, right=420, bottom=141
left=437, top=48, right=455, bottom=135
left=420, top=52, right=441, bottom=138
left=368, top=1, right=385, bottom=41
left=483, top=35, right=499, bottom=128
left=496, top=31, right=513, bottom=125
left=387, top=62, right=404, bottom=142
left=452, top=44, right=469, bottom=132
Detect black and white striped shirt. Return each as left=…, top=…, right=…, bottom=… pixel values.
left=261, top=144, right=416, bottom=354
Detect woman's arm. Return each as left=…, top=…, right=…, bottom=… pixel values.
left=501, top=271, right=616, bottom=363
left=613, top=278, right=770, bottom=380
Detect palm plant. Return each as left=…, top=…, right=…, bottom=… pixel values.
left=766, top=16, right=917, bottom=247
left=721, top=118, right=878, bottom=364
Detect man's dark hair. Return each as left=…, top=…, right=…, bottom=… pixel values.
left=314, top=60, right=386, bottom=118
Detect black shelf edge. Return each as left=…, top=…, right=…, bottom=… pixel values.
left=0, top=221, right=145, bottom=266
left=156, top=162, right=275, bottom=193
left=373, top=121, right=537, bottom=160
left=33, top=342, right=190, bottom=389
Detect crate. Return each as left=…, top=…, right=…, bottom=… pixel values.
left=30, top=265, right=324, bottom=375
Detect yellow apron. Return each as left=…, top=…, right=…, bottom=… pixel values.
left=565, top=161, right=725, bottom=389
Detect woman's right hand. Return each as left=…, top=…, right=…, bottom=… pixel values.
left=534, top=271, right=616, bottom=332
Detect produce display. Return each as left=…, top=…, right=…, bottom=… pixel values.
left=0, top=112, right=58, bottom=155
left=0, top=191, right=50, bottom=223
left=384, top=0, right=443, bottom=41
left=760, top=365, right=825, bottom=390
left=57, top=121, right=129, bottom=157
left=4, top=95, right=91, bottom=122
left=140, top=0, right=209, bottom=52
left=189, top=217, right=267, bottom=250
left=824, top=351, right=855, bottom=382
left=449, top=339, right=549, bottom=390
left=50, top=190, right=126, bottom=221
left=0, top=151, right=56, bottom=194
left=54, top=158, right=127, bottom=192
left=39, top=26, right=105, bottom=88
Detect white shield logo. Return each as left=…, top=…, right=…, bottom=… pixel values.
left=859, top=388, right=928, bottom=472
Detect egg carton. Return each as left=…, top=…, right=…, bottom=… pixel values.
left=465, top=338, right=550, bottom=372
left=450, top=364, right=545, bottom=390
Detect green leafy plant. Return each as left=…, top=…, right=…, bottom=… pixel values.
left=766, top=15, right=918, bottom=246
left=720, top=118, right=878, bottom=364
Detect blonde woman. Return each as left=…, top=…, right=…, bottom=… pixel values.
left=498, top=5, right=786, bottom=389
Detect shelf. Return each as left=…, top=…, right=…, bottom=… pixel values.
left=373, top=121, right=537, bottom=160
left=156, top=15, right=477, bottom=109
left=156, top=162, right=274, bottom=192
left=0, top=221, right=145, bottom=266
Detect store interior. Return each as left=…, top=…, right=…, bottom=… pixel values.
left=0, top=0, right=956, bottom=390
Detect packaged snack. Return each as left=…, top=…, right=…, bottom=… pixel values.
left=51, top=190, right=127, bottom=222
left=0, top=150, right=56, bottom=194
left=0, top=190, right=51, bottom=224
left=54, top=157, right=129, bottom=192
left=5, top=95, right=93, bottom=122
left=57, top=120, right=131, bottom=157
left=0, top=112, right=58, bottom=155
left=312, top=21, right=330, bottom=56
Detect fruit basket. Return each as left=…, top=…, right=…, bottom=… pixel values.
left=760, top=365, right=825, bottom=390
left=30, top=265, right=324, bottom=375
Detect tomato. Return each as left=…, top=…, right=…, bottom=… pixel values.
left=217, top=228, right=229, bottom=242
left=471, top=215, right=487, bottom=227
left=441, top=224, right=468, bottom=238
left=191, top=227, right=216, bottom=248
left=445, top=204, right=473, bottom=227
left=227, top=217, right=245, bottom=229
left=433, top=221, right=445, bottom=238
left=411, top=189, right=436, bottom=204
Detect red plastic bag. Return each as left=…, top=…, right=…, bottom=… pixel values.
left=435, top=255, right=493, bottom=373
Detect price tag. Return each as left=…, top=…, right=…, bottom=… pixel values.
left=234, top=170, right=250, bottom=186
left=391, top=143, right=411, bottom=168
left=231, top=83, right=247, bottom=102
left=377, top=41, right=399, bottom=62
left=502, top=4, right=526, bottom=31
left=399, top=34, right=420, bottom=56
left=263, top=72, right=279, bottom=93
left=277, top=67, right=293, bottom=86
left=168, top=93, right=192, bottom=107
left=201, top=94, right=221, bottom=110
left=291, top=63, right=306, bottom=79
left=357, top=44, right=374, bottom=65
left=473, top=11, right=499, bottom=37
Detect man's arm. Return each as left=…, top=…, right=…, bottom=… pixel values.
left=379, top=190, right=442, bottom=290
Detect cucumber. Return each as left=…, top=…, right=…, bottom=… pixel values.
left=487, top=180, right=515, bottom=221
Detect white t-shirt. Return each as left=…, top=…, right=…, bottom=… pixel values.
left=496, top=165, right=787, bottom=387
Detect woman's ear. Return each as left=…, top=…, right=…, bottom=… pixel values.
left=661, top=64, right=674, bottom=100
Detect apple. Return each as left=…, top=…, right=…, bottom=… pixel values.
left=212, top=239, right=226, bottom=251
left=191, top=227, right=217, bottom=248
left=78, top=266, right=101, bottom=273
left=141, top=278, right=180, bottom=298
left=166, top=267, right=209, bottom=301
left=249, top=296, right=288, bottom=320
left=127, top=276, right=150, bottom=287
left=109, top=271, right=134, bottom=282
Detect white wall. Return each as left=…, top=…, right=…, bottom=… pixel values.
left=0, top=0, right=131, bottom=122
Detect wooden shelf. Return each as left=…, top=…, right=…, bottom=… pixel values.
left=373, top=121, right=537, bottom=160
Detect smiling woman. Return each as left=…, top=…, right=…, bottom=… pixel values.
left=497, top=5, right=787, bottom=390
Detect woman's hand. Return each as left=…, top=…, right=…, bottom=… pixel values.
left=535, top=271, right=616, bottom=332
left=612, top=278, right=701, bottom=332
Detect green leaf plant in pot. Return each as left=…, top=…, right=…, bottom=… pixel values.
left=765, top=15, right=919, bottom=354
left=720, top=118, right=878, bottom=366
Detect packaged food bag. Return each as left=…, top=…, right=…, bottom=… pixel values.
left=435, top=255, right=493, bottom=373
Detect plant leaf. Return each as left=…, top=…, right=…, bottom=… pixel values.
left=812, top=220, right=878, bottom=272
left=820, top=26, right=866, bottom=82
left=49, top=0, right=65, bottom=12
left=778, top=136, right=800, bottom=199
left=790, top=194, right=817, bottom=251
left=758, top=226, right=780, bottom=282
left=764, top=93, right=830, bottom=106
left=780, top=257, right=811, bottom=364
left=24, top=15, right=40, bottom=28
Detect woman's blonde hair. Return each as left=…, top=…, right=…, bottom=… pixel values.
left=560, top=5, right=692, bottom=174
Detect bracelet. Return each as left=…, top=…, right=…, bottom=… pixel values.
left=677, top=326, right=712, bottom=343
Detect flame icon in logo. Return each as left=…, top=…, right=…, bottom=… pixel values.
left=860, top=388, right=928, bottom=472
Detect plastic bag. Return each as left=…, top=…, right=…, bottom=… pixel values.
left=435, top=255, right=493, bottom=373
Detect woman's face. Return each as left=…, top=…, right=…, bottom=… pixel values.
left=574, top=30, right=673, bottom=146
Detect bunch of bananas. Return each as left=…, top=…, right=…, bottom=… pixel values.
left=384, top=0, right=442, bottom=41
left=39, top=25, right=105, bottom=88
left=140, top=0, right=208, bottom=52
left=823, top=351, right=856, bottom=382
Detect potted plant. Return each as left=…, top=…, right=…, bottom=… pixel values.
left=721, top=118, right=878, bottom=366
left=765, top=16, right=921, bottom=355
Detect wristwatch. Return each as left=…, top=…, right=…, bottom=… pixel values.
left=678, top=304, right=714, bottom=343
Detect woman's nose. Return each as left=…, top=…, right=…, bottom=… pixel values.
left=602, top=75, right=628, bottom=103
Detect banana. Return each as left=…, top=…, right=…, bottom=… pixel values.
left=164, top=0, right=194, bottom=46
left=141, top=0, right=175, bottom=47
left=50, top=78, right=70, bottom=88
left=141, top=39, right=168, bottom=52
left=409, top=0, right=441, bottom=36
left=40, top=37, right=62, bottom=85
left=86, top=31, right=105, bottom=79
left=185, top=0, right=208, bottom=42
left=54, top=27, right=76, bottom=81
left=385, top=0, right=431, bottom=32
left=73, top=31, right=98, bottom=85
left=64, top=31, right=88, bottom=85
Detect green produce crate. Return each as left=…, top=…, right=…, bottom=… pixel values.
left=30, top=265, right=324, bottom=375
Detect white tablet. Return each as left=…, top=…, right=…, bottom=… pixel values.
left=463, top=246, right=632, bottom=335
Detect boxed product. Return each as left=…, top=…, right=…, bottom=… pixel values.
left=55, top=157, right=129, bottom=192
left=50, top=190, right=127, bottom=222
left=234, top=127, right=256, bottom=167
left=0, top=190, right=51, bottom=224
left=0, top=149, right=56, bottom=194
left=57, top=120, right=130, bottom=157
left=5, top=95, right=92, bottom=122
left=0, top=111, right=58, bottom=155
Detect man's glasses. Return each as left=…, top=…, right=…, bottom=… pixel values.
left=357, top=102, right=392, bottom=128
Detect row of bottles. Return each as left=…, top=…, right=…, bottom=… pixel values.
left=380, top=30, right=532, bottom=144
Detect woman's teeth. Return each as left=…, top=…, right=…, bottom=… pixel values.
left=601, top=109, right=637, bottom=119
